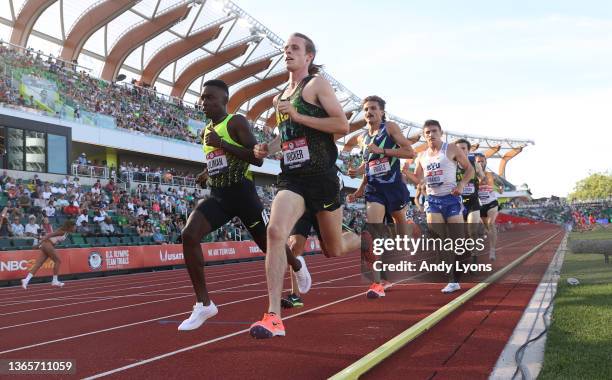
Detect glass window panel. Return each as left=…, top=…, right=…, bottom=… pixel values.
left=25, top=130, right=46, bottom=172
left=47, top=134, right=67, bottom=174
left=7, top=128, right=24, bottom=171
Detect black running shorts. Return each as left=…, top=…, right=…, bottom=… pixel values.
left=291, top=210, right=321, bottom=238
left=277, top=169, right=342, bottom=214
left=196, top=179, right=267, bottom=237
left=480, top=200, right=499, bottom=218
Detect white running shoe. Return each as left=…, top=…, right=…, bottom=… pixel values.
left=295, top=256, right=312, bottom=294
left=441, top=282, right=461, bottom=294
left=178, top=301, right=218, bottom=331
left=21, top=279, right=28, bottom=290
left=489, top=248, right=496, bottom=261
left=51, top=280, right=64, bottom=288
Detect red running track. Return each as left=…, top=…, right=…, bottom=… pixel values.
left=0, top=224, right=561, bottom=379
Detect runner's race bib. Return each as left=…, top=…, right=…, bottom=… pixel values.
left=426, top=169, right=444, bottom=187
left=206, top=149, right=228, bottom=176
left=462, top=183, right=475, bottom=195
left=282, top=137, right=310, bottom=169
left=368, top=157, right=391, bottom=176
left=478, top=185, right=493, bottom=200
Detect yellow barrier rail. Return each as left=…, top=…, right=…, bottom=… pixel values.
left=329, top=231, right=561, bottom=380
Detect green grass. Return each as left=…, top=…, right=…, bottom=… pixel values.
left=539, top=232, right=612, bottom=380
left=569, top=228, right=612, bottom=241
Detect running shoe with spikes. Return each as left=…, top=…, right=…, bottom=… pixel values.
left=366, top=283, right=385, bottom=299
left=250, top=313, right=285, bottom=339
left=281, top=297, right=293, bottom=309
left=287, top=294, right=304, bottom=308
left=51, top=280, right=64, bottom=288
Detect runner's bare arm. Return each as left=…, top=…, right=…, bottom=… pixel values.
left=41, top=230, right=65, bottom=241
left=413, top=155, right=424, bottom=182
left=348, top=161, right=365, bottom=178
left=449, top=144, right=474, bottom=194
left=475, top=160, right=486, bottom=181
left=277, top=77, right=348, bottom=134
left=348, top=173, right=367, bottom=202
left=220, top=114, right=263, bottom=166
left=402, top=163, right=421, bottom=185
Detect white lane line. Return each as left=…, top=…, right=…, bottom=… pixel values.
left=0, top=271, right=364, bottom=355
left=82, top=292, right=369, bottom=380
left=81, top=271, right=434, bottom=379
left=0, top=264, right=363, bottom=331
left=0, top=257, right=358, bottom=315
left=0, top=254, right=355, bottom=304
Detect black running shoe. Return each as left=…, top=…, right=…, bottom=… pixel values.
left=281, top=297, right=293, bottom=309
left=288, top=294, right=304, bottom=308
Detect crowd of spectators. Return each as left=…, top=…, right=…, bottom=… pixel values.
left=504, top=198, right=612, bottom=225
left=1, top=44, right=367, bottom=166
left=0, top=44, right=206, bottom=143
left=0, top=170, right=203, bottom=245
left=0, top=170, right=371, bottom=247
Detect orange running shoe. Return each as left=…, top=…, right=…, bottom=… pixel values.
left=366, top=283, right=385, bottom=299
left=249, top=313, right=285, bottom=339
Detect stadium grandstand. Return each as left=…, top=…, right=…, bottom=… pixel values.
left=1, top=2, right=610, bottom=380
left=0, top=0, right=532, bottom=249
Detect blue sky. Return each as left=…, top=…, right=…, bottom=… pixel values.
left=239, top=0, right=612, bottom=198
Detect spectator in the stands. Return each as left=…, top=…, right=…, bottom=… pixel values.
left=92, top=209, right=105, bottom=224
left=42, top=184, right=52, bottom=200
left=76, top=209, right=88, bottom=226
left=0, top=207, right=11, bottom=238
left=32, top=192, right=46, bottom=210
left=135, top=219, right=146, bottom=236
left=11, top=215, right=25, bottom=237
left=100, top=216, right=115, bottom=236
left=145, top=223, right=155, bottom=237
left=63, top=202, right=79, bottom=217
left=77, top=220, right=93, bottom=236
left=24, top=215, right=40, bottom=245
left=0, top=215, right=12, bottom=238
left=33, top=174, right=42, bottom=187
left=24, top=215, right=40, bottom=237
left=43, top=200, right=55, bottom=217
left=18, top=189, right=32, bottom=210
left=152, top=227, right=165, bottom=244
left=105, top=179, right=116, bottom=192
left=137, top=204, right=148, bottom=217
left=55, top=194, right=69, bottom=209
left=91, top=182, right=101, bottom=196
left=41, top=217, right=53, bottom=234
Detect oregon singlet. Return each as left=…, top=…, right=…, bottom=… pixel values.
left=456, top=154, right=479, bottom=197
left=277, top=75, right=338, bottom=176
left=361, top=122, right=402, bottom=184
left=203, top=114, right=252, bottom=188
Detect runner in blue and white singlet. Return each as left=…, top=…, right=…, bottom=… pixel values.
left=414, top=120, right=475, bottom=294
left=347, top=95, right=415, bottom=299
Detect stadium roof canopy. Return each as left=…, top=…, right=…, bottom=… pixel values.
left=0, top=0, right=533, bottom=174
